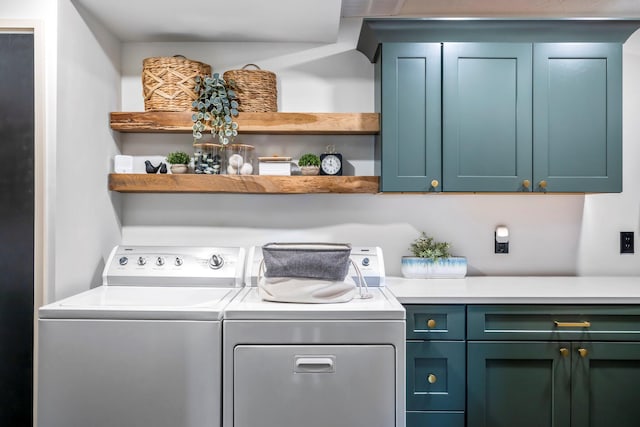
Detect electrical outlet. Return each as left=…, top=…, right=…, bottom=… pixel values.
left=620, top=231, right=634, bottom=254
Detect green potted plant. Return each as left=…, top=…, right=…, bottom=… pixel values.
left=192, top=73, right=239, bottom=145
left=401, top=232, right=467, bottom=278
left=166, top=151, right=191, bottom=174
left=298, top=153, right=320, bottom=175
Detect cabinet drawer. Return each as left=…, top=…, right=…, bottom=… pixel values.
left=468, top=305, right=640, bottom=341
left=406, top=305, right=465, bottom=340
left=406, top=341, right=465, bottom=411
left=407, top=411, right=464, bottom=427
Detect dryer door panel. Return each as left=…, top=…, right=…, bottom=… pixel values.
left=233, top=344, right=396, bottom=427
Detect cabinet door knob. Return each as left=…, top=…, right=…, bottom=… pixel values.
left=427, top=374, right=437, bottom=384
left=427, top=319, right=437, bottom=328
left=559, top=347, right=569, bottom=357
left=431, top=179, right=439, bottom=188
left=538, top=180, right=547, bottom=189
left=578, top=348, right=588, bottom=358
left=522, top=179, right=530, bottom=189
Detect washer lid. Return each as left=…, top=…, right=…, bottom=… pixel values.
left=223, top=287, right=405, bottom=320
left=39, top=286, right=240, bottom=320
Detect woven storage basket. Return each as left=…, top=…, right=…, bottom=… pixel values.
left=142, top=56, right=211, bottom=112
left=223, top=64, right=277, bottom=112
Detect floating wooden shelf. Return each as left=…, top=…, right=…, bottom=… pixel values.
left=109, top=174, right=380, bottom=194
left=110, top=112, right=380, bottom=135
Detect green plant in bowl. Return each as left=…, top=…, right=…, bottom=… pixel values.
left=402, top=232, right=466, bottom=279
left=166, top=151, right=190, bottom=174
left=166, top=151, right=190, bottom=165
left=409, top=232, right=451, bottom=261
left=298, top=153, right=320, bottom=167
left=298, top=153, right=320, bottom=175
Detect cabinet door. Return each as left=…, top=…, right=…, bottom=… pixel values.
left=467, top=341, right=571, bottom=427
left=407, top=411, right=464, bottom=427
left=380, top=43, right=442, bottom=192
left=443, top=43, right=533, bottom=192
left=571, top=342, right=640, bottom=427
left=533, top=43, right=622, bottom=192
left=406, top=341, right=465, bottom=411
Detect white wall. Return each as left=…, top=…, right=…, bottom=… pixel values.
left=54, top=0, right=122, bottom=299
left=577, top=30, right=640, bottom=275
left=120, top=18, right=640, bottom=278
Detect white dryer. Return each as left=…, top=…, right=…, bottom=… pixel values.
left=222, top=246, right=406, bottom=427
left=38, top=245, right=245, bottom=427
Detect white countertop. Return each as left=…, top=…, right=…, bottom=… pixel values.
left=387, top=276, right=640, bottom=304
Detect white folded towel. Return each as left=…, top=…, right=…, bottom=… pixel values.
left=258, top=276, right=356, bottom=303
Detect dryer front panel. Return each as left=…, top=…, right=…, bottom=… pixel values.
left=233, top=344, right=396, bottom=427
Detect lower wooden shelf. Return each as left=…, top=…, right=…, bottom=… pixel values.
left=108, top=174, right=380, bottom=194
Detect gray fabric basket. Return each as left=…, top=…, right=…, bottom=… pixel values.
left=262, top=242, right=352, bottom=281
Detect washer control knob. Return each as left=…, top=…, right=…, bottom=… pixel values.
left=209, top=254, right=224, bottom=270
left=119, top=256, right=128, bottom=266
left=175, top=257, right=183, bottom=266
left=156, top=257, right=165, bottom=266
left=362, top=257, right=370, bottom=267
left=137, top=256, right=146, bottom=266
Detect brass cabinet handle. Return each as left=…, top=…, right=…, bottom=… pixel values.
left=427, top=319, right=437, bottom=328
left=578, top=348, right=588, bottom=358
left=522, top=179, right=531, bottom=189
left=538, top=180, right=548, bottom=189
left=431, top=179, right=439, bottom=188
left=427, top=374, right=437, bottom=384
left=559, top=347, right=569, bottom=357
left=554, top=321, right=591, bottom=328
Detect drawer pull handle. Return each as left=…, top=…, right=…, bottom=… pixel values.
left=427, top=374, right=437, bottom=384
left=431, top=179, right=439, bottom=188
left=578, top=348, right=588, bottom=358
left=559, top=347, right=569, bottom=357
left=427, top=319, right=437, bottom=328
left=554, top=321, right=591, bottom=328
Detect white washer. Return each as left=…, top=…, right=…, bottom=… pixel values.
left=222, top=246, right=406, bottom=427
left=38, top=245, right=245, bottom=427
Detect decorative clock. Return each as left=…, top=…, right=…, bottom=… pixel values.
left=320, top=145, right=343, bottom=176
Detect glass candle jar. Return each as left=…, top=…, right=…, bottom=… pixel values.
left=193, top=143, right=223, bottom=175
left=226, top=144, right=255, bottom=175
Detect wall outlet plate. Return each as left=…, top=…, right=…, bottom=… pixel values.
left=620, top=231, right=634, bottom=254
left=495, top=241, right=509, bottom=254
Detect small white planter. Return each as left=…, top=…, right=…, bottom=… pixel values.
left=170, top=164, right=188, bottom=174
left=401, top=256, right=467, bottom=279
left=300, top=165, right=320, bottom=175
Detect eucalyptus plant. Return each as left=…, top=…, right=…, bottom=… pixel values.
left=192, top=73, right=239, bottom=145
left=409, top=232, right=451, bottom=261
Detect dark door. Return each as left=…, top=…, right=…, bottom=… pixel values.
left=467, top=341, right=571, bottom=427
left=0, top=32, right=35, bottom=426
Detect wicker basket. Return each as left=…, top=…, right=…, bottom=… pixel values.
left=142, top=56, right=211, bottom=112
left=223, top=64, right=277, bottom=112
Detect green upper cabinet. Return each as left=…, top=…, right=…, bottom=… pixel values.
left=357, top=18, right=640, bottom=193
left=379, top=43, right=442, bottom=192
left=443, top=43, right=533, bottom=192
left=443, top=42, right=621, bottom=193
left=533, top=43, right=622, bottom=193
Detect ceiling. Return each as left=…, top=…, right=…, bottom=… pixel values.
left=72, top=0, right=640, bottom=43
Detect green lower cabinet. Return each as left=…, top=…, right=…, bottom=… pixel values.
left=407, top=341, right=466, bottom=411
left=467, top=340, right=640, bottom=427
left=467, top=341, right=571, bottom=427
left=571, top=342, right=640, bottom=427
left=407, top=411, right=465, bottom=427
